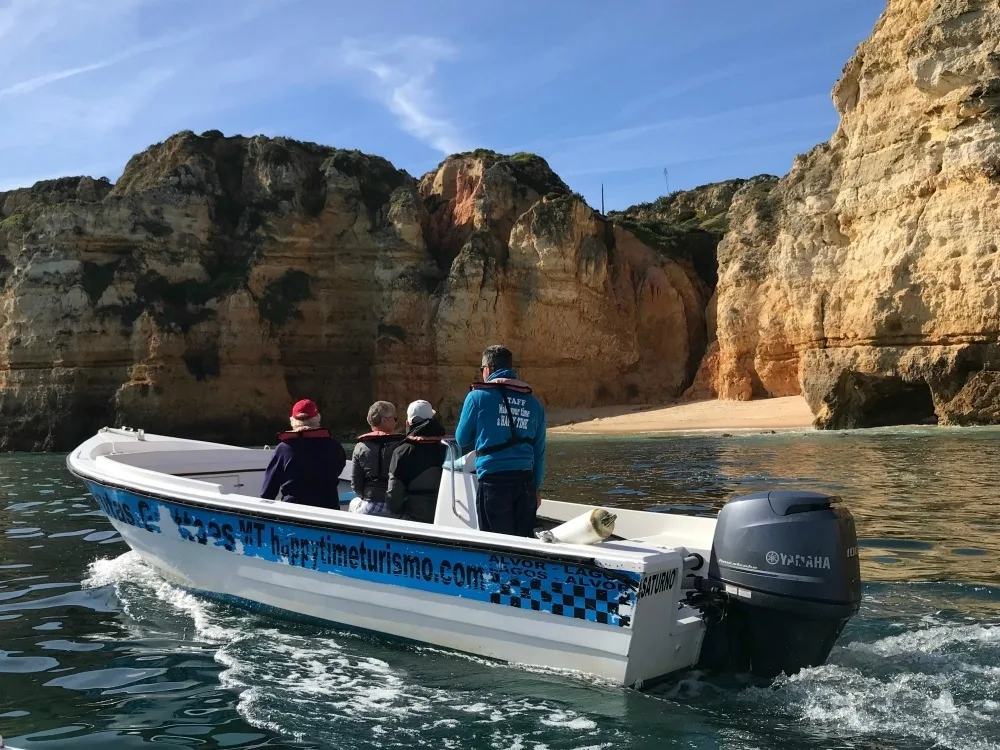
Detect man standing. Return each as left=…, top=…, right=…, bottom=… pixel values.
left=455, top=345, right=546, bottom=537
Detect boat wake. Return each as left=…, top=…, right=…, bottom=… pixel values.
left=82, top=553, right=619, bottom=749
left=738, top=614, right=1000, bottom=750
left=82, top=555, right=1000, bottom=750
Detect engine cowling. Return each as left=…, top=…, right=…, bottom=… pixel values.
left=697, top=490, right=862, bottom=677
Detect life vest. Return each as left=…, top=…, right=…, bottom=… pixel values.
left=355, top=432, right=403, bottom=495
left=277, top=427, right=332, bottom=441
left=471, top=378, right=532, bottom=394
left=356, top=432, right=403, bottom=442
left=405, top=435, right=445, bottom=444
left=470, top=379, right=535, bottom=457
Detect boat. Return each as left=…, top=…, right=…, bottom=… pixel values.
left=67, top=426, right=862, bottom=688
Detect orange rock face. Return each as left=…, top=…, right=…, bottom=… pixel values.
left=377, top=152, right=713, bottom=424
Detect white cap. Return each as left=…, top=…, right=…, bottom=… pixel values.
left=407, top=399, right=436, bottom=423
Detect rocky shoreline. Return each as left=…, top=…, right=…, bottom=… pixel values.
left=2, top=0, right=999, bottom=450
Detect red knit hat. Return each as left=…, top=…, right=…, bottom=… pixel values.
left=291, top=399, right=319, bottom=419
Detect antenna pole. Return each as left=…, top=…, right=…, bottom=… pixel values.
left=663, top=167, right=669, bottom=194
left=601, top=183, right=605, bottom=214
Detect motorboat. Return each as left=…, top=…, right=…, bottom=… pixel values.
left=66, top=426, right=862, bottom=688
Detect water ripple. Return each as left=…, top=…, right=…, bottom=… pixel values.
left=1, top=434, right=999, bottom=749
left=0, top=650, right=60, bottom=673
left=44, top=667, right=168, bottom=691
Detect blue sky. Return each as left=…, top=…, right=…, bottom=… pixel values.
left=0, top=0, right=883, bottom=210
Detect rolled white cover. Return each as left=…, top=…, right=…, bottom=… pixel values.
left=540, top=508, right=617, bottom=545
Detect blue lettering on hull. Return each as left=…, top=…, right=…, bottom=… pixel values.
left=85, top=482, right=637, bottom=628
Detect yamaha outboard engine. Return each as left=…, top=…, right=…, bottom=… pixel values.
left=695, top=490, right=862, bottom=678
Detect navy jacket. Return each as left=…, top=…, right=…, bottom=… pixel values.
left=454, top=368, right=546, bottom=488
left=260, top=429, right=347, bottom=509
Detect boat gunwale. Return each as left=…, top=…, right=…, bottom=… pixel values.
left=67, top=460, right=654, bottom=586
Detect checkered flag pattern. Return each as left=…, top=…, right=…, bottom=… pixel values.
left=488, top=578, right=632, bottom=627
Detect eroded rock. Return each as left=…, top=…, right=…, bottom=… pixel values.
left=0, top=137, right=713, bottom=449
left=714, top=0, right=1000, bottom=428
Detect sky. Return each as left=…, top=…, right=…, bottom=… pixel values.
left=0, top=0, right=885, bottom=211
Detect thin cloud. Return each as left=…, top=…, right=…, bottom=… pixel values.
left=617, top=64, right=744, bottom=121
left=0, top=29, right=202, bottom=99
left=558, top=142, right=812, bottom=178
left=1, top=60, right=117, bottom=98
left=340, top=36, right=467, bottom=154
left=534, top=94, right=828, bottom=157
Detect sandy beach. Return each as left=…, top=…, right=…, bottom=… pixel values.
left=547, top=395, right=815, bottom=435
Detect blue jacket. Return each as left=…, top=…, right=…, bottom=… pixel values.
left=260, top=429, right=347, bottom=509
left=454, top=368, right=546, bottom=488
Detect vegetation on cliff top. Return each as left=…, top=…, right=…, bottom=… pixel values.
left=114, top=130, right=411, bottom=225
left=609, top=176, right=779, bottom=289
left=611, top=177, right=776, bottom=236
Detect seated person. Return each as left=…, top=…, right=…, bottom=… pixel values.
left=387, top=400, right=447, bottom=524
left=261, top=399, right=346, bottom=509
left=349, top=400, right=402, bottom=515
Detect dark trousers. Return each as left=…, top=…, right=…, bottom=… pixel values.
left=476, top=470, right=537, bottom=537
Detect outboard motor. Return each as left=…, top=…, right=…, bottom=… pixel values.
left=695, top=490, right=862, bottom=678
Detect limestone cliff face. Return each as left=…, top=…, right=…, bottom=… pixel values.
left=714, top=0, right=1000, bottom=427
left=0, top=135, right=710, bottom=449
left=376, top=151, right=712, bottom=423
left=0, top=132, right=420, bottom=449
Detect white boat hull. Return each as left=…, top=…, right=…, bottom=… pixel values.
left=68, top=428, right=708, bottom=686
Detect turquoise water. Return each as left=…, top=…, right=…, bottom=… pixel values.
left=1, top=428, right=999, bottom=749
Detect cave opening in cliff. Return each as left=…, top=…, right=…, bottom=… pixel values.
left=825, top=371, right=938, bottom=430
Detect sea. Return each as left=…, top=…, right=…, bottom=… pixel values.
left=1, top=427, right=999, bottom=750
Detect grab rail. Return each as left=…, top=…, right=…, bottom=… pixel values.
left=445, top=439, right=460, bottom=515
left=99, top=426, right=146, bottom=440
left=99, top=425, right=145, bottom=455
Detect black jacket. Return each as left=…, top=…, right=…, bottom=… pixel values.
left=387, top=418, right=447, bottom=523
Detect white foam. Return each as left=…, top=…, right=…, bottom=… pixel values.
left=81, top=551, right=240, bottom=644
left=539, top=711, right=597, bottom=730
left=76, top=551, right=625, bottom=748
left=745, top=626, right=1000, bottom=750
left=848, top=622, right=1000, bottom=657
left=82, top=552, right=146, bottom=589
left=206, top=624, right=617, bottom=747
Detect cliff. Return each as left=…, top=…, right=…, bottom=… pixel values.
left=389, top=151, right=714, bottom=418
left=713, top=0, right=1000, bottom=428
left=0, top=133, right=712, bottom=450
